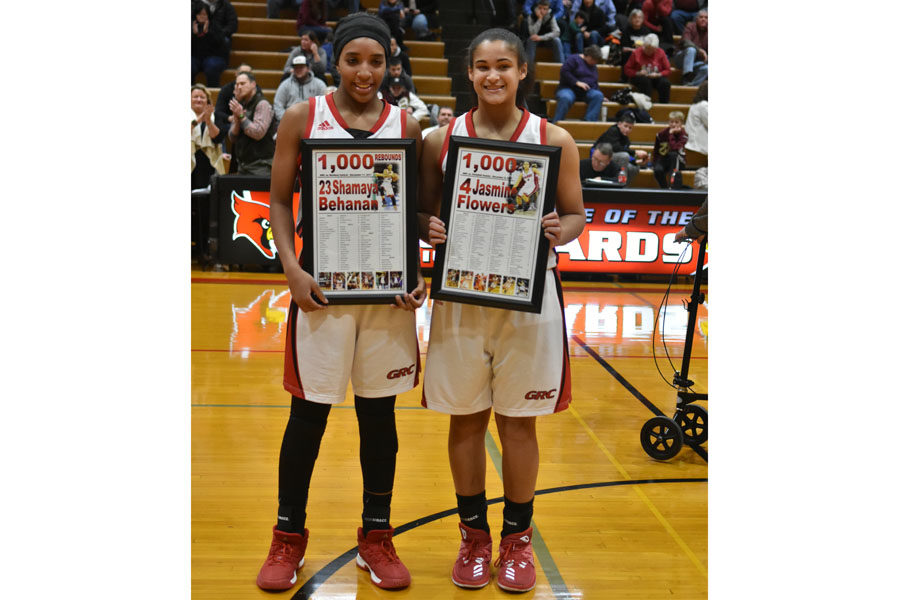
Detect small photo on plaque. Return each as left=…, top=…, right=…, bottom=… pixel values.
left=318, top=272, right=333, bottom=290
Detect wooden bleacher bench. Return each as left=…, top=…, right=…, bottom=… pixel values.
left=544, top=99, right=692, bottom=122
left=554, top=121, right=661, bottom=143
left=232, top=33, right=300, bottom=52
left=238, top=17, right=298, bottom=36
left=232, top=1, right=270, bottom=19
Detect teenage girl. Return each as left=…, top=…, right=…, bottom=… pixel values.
left=256, top=13, right=425, bottom=593
left=418, top=28, right=585, bottom=593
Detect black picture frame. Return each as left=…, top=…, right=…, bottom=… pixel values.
left=430, top=136, right=561, bottom=313
left=300, top=138, right=418, bottom=304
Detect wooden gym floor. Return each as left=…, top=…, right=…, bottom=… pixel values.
left=191, top=270, right=708, bottom=599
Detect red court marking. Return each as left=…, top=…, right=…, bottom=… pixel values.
left=191, top=277, right=287, bottom=285
left=191, top=348, right=284, bottom=353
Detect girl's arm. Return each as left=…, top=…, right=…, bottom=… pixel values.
left=544, top=124, right=586, bottom=247
left=269, top=101, right=330, bottom=312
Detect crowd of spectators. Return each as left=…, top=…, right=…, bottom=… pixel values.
left=190, top=0, right=708, bottom=191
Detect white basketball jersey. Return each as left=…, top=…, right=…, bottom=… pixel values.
left=439, top=108, right=546, bottom=173
left=304, top=93, right=406, bottom=141
left=438, top=108, right=555, bottom=268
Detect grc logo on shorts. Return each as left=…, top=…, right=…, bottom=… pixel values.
left=525, top=389, right=556, bottom=400
left=387, top=364, right=416, bottom=379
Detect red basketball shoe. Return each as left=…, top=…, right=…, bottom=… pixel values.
left=451, top=522, right=493, bottom=589
left=494, top=527, right=536, bottom=592
left=355, top=527, right=411, bottom=589
left=256, top=526, right=309, bottom=590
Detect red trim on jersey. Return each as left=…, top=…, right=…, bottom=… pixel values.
left=325, top=93, right=391, bottom=134
left=438, top=117, right=456, bottom=167
left=551, top=266, right=573, bottom=413
left=539, top=116, right=547, bottom=145
left=509, top=108, right=531, bottom=142
left=324, top=93, right=349, bottom=130
left=412, top=335, right=421, bottom=388
left=463, top=109, right=477, bottom=137
left=464, top=107, right=530, bottom=142
left=370, top=100, right=392, bottom=134
left=282, top=303, right=306, bottom=398
left=303, top=96, right=317, bottom=139
left=297, top=96, right=318, bottom=171
left=400, top=108, right=407, bottom=137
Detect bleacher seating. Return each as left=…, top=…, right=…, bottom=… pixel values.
left=200, top=0, right=704, bottom=190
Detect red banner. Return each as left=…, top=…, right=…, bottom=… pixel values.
left=420, top=201, right=706, bottom=275
left=555, top=202, right=706, bottom=274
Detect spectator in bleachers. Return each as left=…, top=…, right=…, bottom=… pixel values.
left=672, top=9, right=706, bottom=85
left=296, top=0, right=333, bottom=42
left=274, top=56, right=327, bottom=123
left=670, top=0, right=705, bottom=35
left=560, top=10, right=585, bottom=57
left=198, top=0, right=239, bottom=53
left=228, top=72, right=277, bottom=176
left=580, top=142, right=638, bottom=185
left=325, top=0, right=361, bottom=20
left=380, top=57, right=416, bottom=97
left=521, top=0, right=564, bottom=64
left=523, top=0, right=565, bottom=20
left=192, top=3, right=229, bottom=87
left=422, top=106, right=454, bottom=138
left=268, top=0, right=302, bottom=19
left=594, top=111, right=649, bottom=168
left=390, top=37, right=413, bottom=78
left=641, top=0, right=674, bottom=51
left=576, top=0, right=618, bottom=49
left=379, top=0, right=409, bottom=51
left=684, top=81, right=707, bottom=156
left=385, top=76, right=430, bottom=121
left=620, top=9, right=651, bottom=64
left=623, top=33, right=671, bottom=103
left=214, top=63, right=252, bottom=136
left=651, top=110, right=687, bottom=188
left=191, top=84, right=228, bottom=190
left=284, top=30, right=329, bottom=82
left=551, top=45, right=605, bottom=123
left=406, top=0, right=440, bottom=41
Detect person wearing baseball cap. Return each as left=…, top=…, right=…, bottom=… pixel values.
left=273, top=54, right=326, bottom=122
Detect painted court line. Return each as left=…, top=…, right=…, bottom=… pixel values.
left=568, top=404, right=708, bottom=579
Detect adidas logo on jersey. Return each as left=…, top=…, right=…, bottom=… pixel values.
left=524, top=389, right=556, bottom=400
left=316, top=120, right=334, bottom=131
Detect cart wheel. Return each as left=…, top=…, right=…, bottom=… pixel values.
left=640, top=417, right=684, bottom=460
left=678, top=404, right=708, bottom=445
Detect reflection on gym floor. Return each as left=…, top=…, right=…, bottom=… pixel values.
left=192, top=272, right=708, bottom=599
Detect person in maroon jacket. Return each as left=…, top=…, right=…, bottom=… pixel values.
left=651, top=110, right=688, bottom=188
left=623, top=33, right=671, bottom=102
left=641, top=0, right=674, bottom=49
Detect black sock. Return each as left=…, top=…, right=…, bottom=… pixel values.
left=276, top=396, right=331, bottom=533
left=501, top=496, right=534, bottom=538
left=356, top=395, right=398, bottom=534
left=362, top=491, right=392, bottom=534
left=457, top=491, right=490, bottom=533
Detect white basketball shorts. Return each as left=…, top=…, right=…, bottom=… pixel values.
left=283, top=303, right=420, bottom=404
left=422, top=268, right=572, bottom=417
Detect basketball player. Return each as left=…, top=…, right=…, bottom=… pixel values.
left=256, top=13, right=425, bottom=592
left=375, top=163, right=399, bottom=206
left=511, top=160, right=541, bottom=211
left=418, top=28, right=585, bottom=593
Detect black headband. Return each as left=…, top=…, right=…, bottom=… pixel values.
left=333, top=13, right=392, bottom=62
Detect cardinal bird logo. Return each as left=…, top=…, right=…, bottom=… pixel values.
left=231, top=190, right=276, bottom=259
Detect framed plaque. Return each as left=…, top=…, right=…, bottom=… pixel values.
left=300, top=138, right=418, bottom=304
left=431, top=136, right=561, bottom=313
